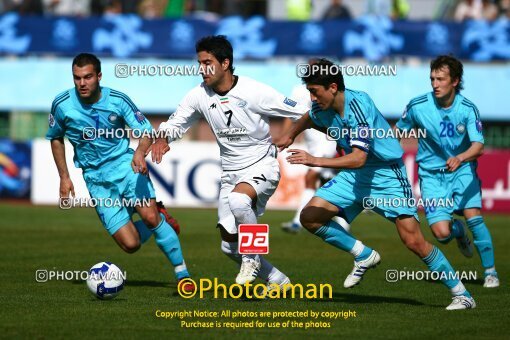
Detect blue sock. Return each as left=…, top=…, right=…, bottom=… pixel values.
left=314, top=220, right=373, bottom=261
left=422, top=246, right=470, bottom=297
left=153, top=213, right=189, bottom=280
left=466, top=216, right=495, bottom=270
left=134, top=220, right=153, bottom=244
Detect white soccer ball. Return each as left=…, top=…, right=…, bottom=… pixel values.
left=86, top=262, right=125, bottom=300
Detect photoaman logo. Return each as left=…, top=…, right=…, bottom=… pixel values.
left=177, top=278, right=332, bottom=299
left=239, top=224, right=269, bottom=254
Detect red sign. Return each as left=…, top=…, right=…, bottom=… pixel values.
left=403, top=149, right=510, bottom=213
left=238, top=224, right=269, bottom=254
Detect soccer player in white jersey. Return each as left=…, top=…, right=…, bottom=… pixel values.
left=149, top=35, right=308, bottom=288
left=280, top=84, right=351, bottom=233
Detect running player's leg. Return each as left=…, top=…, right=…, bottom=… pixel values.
left=464, top=208, right=498, bottom=287
left=381, top=162, right=474, bottom=309
left=453, top=163, right=498, bottom=287
left=228, top=157, right=290, bottom=287
left=420, top=168, right=473, bottom=257
left=118, top=155, right=190, bottom=282
left=135, top=200, right=190, bottom=280
left=302, top=173, right=379, bottom=288
left=395, top=215, right=475, bottom=309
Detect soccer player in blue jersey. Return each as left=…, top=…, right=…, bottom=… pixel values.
left=47, top=53, right=194, bottom=292
left=396, top=55, right=498, bottom=288
left=277, top=58, right=475, bottom=310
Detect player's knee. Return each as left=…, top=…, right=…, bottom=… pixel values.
left=121, top=240, right=141, bottom=254
left=431, top=225, right=452, bottom=241
left=141, top=210, right=161, bottom=229
left=299, top=209, right=322, bottom=232
left=228, top=192, right=252, bottom=220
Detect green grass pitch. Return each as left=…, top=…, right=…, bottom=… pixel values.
left=1, top=203, right=508, bottom=339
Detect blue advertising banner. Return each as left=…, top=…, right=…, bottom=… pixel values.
left=1, top=13, right=509, bottom=61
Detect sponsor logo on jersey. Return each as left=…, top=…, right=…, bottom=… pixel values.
left=456, top=123, right=465, bottom=134
left=216, top=128, right=247, bottom=137
left=476, top=119, right=483, bottom=132
left=283, top=97, right=297, bottom=107
left=209, top=103, right=217, bottom=109
left=108, top=113, right=118, bottom=123
left=134, top=111, right=145, bottom=123
left=48, top=113, right=55, bottom=127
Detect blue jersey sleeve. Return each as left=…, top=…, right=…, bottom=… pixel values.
left=309, top=102, right=324, bottom=128
left=117, top=94, right=153, bottom=133
left=46, top=102, right=66, bottom=140
left=348, top=96, right=373, bottom=153
left=396, top=104, right=416, bottom=132
left=466, top=105, right=484, bottom=144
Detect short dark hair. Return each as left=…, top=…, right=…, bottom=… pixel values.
left=72, top=53, right=101, bottom=74
left=430, top=55, right=464, bottom=93
left=195, top=35, right=235, bottom=73
left=301, top=58, right=345, bottom=91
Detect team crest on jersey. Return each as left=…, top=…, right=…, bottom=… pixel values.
left=237, top=100, right=247, bottom=108
left=48, top=113, right=55, bottom=127
left=283, top=97, right=297, bottom=107
left=134, top=111, right=145, bottom=123
left=476, top=119, right=483, bottom=132
left=456, top=123, right=465, bottom=134
left=108, top=113, right=118, bottom=123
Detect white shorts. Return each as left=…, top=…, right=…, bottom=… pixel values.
left=217, top=156, right=280, bottom=234
left=304, top=129, right=338, bottom=179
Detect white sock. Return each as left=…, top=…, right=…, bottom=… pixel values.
left=292, top=188, right=315, bottom=225
left=349, top=240, right=365, bottom=257
left=221, top=241, right=241, bottom=265
left=258, top=256, right=287, bottom=283
left=451, top=281, right=467, bottom=296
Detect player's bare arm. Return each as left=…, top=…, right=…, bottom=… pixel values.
left=276, top=112, right=314, bottom=151
left=50, top=137, right=75, bottom=198
left=149, top=137, right=171, bottom=164
left=287, top=147, right=367, bottom=169
left=132, top=136, right=153, bottom=175
left=446, top=141, right=484, bottom=172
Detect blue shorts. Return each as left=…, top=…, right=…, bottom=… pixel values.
left=82, top=152, right=156, bottom=235
left=419, top=162, right=482, bottom=226
left=315, top=160, right=418, bottom=223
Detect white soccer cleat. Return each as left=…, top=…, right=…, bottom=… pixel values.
left=453, top=219, right=474, bottom=258
left=343, top=250, right=381, bottom=288
left=235, top=256, right=261, bottom=285
left=281, top=221, right=302, bottom=233
left=267, top=277, right=291, bottom=294
left=483, top=274, right=500, bottom=288
left=446, top=295, right=476, bottom=310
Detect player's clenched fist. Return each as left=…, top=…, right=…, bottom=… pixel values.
left=275, top=134, right=295, bottom=152
left=149, top=138, right=171, bottom=164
